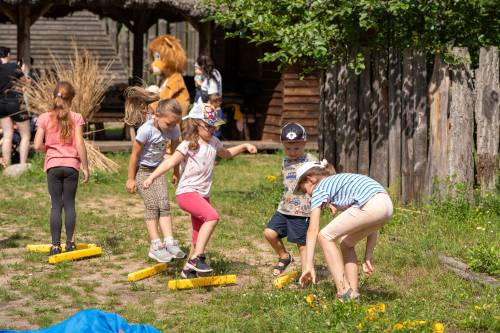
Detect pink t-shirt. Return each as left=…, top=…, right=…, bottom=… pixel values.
left=175, top=137, right=223, bottom=197
left=37, top=111, right=85, bottom=172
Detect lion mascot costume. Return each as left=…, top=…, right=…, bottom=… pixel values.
left=124, top=35, right=190, bottom=128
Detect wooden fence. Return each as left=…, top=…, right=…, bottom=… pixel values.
left=319, top=47, right=499, bottom=202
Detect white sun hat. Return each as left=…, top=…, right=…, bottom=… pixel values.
left=293, top=159, right=329, bottom=194
left=182, top=103, right=225, bottom=127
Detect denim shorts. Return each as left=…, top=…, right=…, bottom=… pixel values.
left=266, top=211, right=309, bottom=245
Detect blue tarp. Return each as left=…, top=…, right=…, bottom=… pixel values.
left=0, top=309, right=161, bottom=333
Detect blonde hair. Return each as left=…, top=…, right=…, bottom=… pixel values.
left=52, top=81, right=76, bottom=142
left=182, top=119, right=204, bottom=151
left=296, top=162, right=336, bottom=193
left=156, top=99, right=182, bottom=117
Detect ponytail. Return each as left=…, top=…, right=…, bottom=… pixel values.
left=52, top=81, right=76, bottom=142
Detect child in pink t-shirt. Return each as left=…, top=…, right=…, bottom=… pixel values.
left=143, top=103, right=257, bottom=278
left=34, top=81, right=89, bottom=256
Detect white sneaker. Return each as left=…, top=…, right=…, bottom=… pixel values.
left=148, top=246, right=173, bottom=263
left=165, top=239, right=186, bottom=259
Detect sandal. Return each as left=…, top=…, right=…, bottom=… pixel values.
left=272, top=253, right=294, bottom=276
left=336, top=288, right=360, bottom=303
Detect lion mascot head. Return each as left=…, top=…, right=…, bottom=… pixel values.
left=124, top=35, right=190, bottom=127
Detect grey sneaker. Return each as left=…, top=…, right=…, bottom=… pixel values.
left=148, top=246, right=173, bottom=263
left=186, top=254, right=213, bottom=273
left=165, top=240, right=186, bottom=259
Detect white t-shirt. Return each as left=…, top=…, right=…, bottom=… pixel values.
left=175, top=136, right=223, bottom=197
left=196, top=69, right=222, bottom=104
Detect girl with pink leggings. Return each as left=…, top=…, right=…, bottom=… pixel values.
left=144, top=103, right=257, bottom=278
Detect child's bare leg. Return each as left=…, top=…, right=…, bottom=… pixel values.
left=343, top=225, right=383, bottom=276
left=298, top=244, right=307, bottom=272
left=192, top=220, right=218, bottom=257
left=340, top=241, right=359, bottom=293
left=145, top=219, right=161, bottom=240
left=264, top=228, right=288, bottom=258
left=318, top=234, right=351, bottom=295
left=158, top=215, right=173, bottom=238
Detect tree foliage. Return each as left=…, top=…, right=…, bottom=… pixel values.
left=205, top=0, right=500, bottom=72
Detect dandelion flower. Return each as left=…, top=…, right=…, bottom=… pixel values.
left=265, top=175, right=277, bottom=183
left=305, top=294, right=316, bottom=306
left=432, top=322, right=445, bottom=333
left=393, top=323, right=405, bottom=330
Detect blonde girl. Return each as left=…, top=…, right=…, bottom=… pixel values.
left=34, top=81, right=89, bottom=255
left=143, top=103, right=257, bottom=278
left=296, top=160, right=393, bottom=301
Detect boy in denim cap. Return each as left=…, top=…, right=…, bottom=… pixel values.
left=264, top=122, right=317, bottom=276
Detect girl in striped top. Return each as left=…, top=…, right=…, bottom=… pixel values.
left=295, top=160, right=393, bottom=301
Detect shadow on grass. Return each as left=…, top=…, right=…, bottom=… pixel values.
left=0, top=233, right=28, bottom=249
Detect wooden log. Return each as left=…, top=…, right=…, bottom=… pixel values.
left=282, top=104, right=319, bottom=111
left=427, top=55, right=450, bottom=194
left=401, top=48, right=415, bottom=203
left=448, top=47, right=474, bottom=192
left=118, top=24, right=129, bottom=71
left=370, top=50, right=389, bottom=186
left=284, top=79, right=319, bottom=88
left=358, top=50, right=371, bottom=175
left=388, top=48, right=402, bottom=192
left=319, top=64, right=337, bottom=163
left=283, top=87, right=320, bottom=97
left=475, top=47, right=499, bottom=194
left=283, top=96, right=321, bottom=104
left=412, top=50, right=428, bottom=200
left=439, top=255, right=499, bottom=287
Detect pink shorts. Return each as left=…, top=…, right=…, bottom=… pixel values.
left=176, top=192, right=219, bottom=243
left=319, top=193, right=393, bottom=245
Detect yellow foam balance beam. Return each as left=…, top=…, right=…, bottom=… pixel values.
left=26, top=243, right=96, bottom=253
left=273, top=271, right=299, bottom=289
left=168, top=274, right=237, bottom=290
left=48, top=246, right=102, bottom=264
left=128, top=263, right=168, bottom=282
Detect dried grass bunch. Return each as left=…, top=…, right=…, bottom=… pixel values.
left=124, top=86, right=160, bottom=126
left=14, top=42, right=119, bottom=173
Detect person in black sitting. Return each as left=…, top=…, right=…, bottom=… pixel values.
left=0, top=46, right=31, bottom=167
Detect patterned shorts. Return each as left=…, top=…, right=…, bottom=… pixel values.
left=135, top=167, right=171, bottom=220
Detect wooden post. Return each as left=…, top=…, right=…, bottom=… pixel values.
left=412, top=50, right=428, bottom=200
left=474, top=47, right=499, bottom=194
left=388, top=48, right=402, bottom=193
left=118, top=24, right=129, bottom=74
left=370, top=50, right=389, bottom=187
left=401, top=49, right=415, bottom=203
left=198, top=21, right=212, bottom=57
left=357, top=50, right=371, bottom=175
left=448, top=47, right=474, bottom=192
left=17, top=3, right=30, bottom=67
left=320, top=64, right=338, bottom=164
left=427, top=55, right=450, bottom=194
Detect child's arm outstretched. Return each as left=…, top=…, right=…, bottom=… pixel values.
left=300, top=207, right=321, bottom=286
left=126, top=140, right=143, bottom=193
left=170, top=138, right=181, bottom=185
left=217, top=143, right=257, bottom=159
left=75, top=125, right=89, bottom=183
left=143, top=150, right=184, bottom=189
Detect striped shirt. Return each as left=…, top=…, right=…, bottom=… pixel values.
left=310, top=174, right=386, bottom=211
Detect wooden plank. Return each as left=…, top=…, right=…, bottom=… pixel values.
left=388, top=48, right=402, bottom=192
left=282, top=104, right=319, bottom=111
left=448, top=47, right=474, bottom=192
left=412, top=50, right=428, bottom=200
left=283, top=87, right=320, bottom=96
left=168, top=275, right=237, bottom=290
left=280, top=118, right=318, bottom=127
left=370, top=49, right=389, bottom=187
left=319, top=63, right=337, bottom=163
left=284, top=79, right=319, bottom=88
left=335, top=59, right=348, bottom=171
left=426, top=55, right=450, bottom=195
left=345, top=49, right=359, bottom=173
left=358, top=50, right=371, bottom=175
left=281, top=111, right=319, bottom=118
left=475, top=47, right=499, bottom=194
left=283, top=96, right=321, bottom=104
left=401, top=48, right=415, bottom=203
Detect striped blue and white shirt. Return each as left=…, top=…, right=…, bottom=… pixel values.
left=310, top=174, right=386, bottom=211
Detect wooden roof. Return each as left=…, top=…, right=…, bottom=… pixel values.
left=0, top=0, right=205, bottom=24
left=0, top=10, right=128, bottom=84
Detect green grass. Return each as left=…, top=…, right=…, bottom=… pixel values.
left=0, top=152, right=498, bottom=332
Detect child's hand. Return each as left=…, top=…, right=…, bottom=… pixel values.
left=143, top=177, right=153, bottom=189
left=245, top=143, right=257, bottom=154
left=300, top=267, right=316, bottom=287
left=82, top=168, right=89, bottom=183
left=362, top=259, right=375, bottom=276
left=126, top=179, right=136, bottom=193
left=171, top=174, right=179, bottom=185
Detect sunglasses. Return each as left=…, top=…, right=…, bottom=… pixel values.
left=199, top=122, right=216, bottom=133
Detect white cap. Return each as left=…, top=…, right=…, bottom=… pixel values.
left=182, top=103, right=225, bottom=127
left=293, top=159, right=329, bottom=194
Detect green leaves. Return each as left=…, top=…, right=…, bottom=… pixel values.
left=205, top=0, right=499, bottom=73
